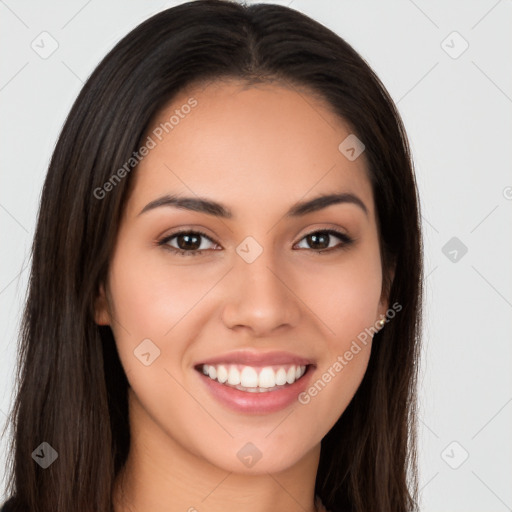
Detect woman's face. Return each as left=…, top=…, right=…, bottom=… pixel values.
left=96, top=79, right=390, bottom=474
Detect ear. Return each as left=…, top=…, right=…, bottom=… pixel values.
left=377, top=261, right=396, bottom=321
left=94, top=282, right=111, bottom=326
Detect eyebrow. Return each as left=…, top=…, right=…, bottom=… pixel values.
left=138, top=192, right=368, bottom=218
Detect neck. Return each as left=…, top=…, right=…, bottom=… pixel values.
left=113, top=389, right=321, bottom=512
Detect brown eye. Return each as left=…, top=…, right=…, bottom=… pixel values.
left=158, top=230, right=217, bottom=256
left=295, top=229, right=353, bottom=253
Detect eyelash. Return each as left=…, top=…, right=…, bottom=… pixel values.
left=157, top=228, right=354, bottom=257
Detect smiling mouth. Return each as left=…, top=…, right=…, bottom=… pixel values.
left=195, top=363, right=311, bottom=392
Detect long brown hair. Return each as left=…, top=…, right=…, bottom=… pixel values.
left=2, top=1, right=423, bottom=511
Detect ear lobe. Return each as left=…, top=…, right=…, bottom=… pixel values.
left=94, top=282, right=111, bottom=326
left=379, top=262, right=396, bottom=317
left=377, top=299, right=390, bottom=325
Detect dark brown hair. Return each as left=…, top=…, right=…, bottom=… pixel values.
left=2, top=1, right=423, bottom=511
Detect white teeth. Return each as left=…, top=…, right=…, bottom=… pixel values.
left=240, top=366, right=258, bottom=387
left=200, top=363, right=307, bottom=391
left=275, top=368, right=287, bottom=386
left=258, top=367, right=276, bottom=388
left=227, top=366, right=241, bottom=385
left=216, top=365, right=228, bottom=383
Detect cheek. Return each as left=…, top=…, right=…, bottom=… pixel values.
left=293, top=246, right=381, bottom=416
left=299, top=251, right=383, bottom=343
left=295, top=260, right=381, bottom=434
left=105, top=247, right=204, bottom=428
left=107, top=243, right=213, bottom=338
left=105, top=242, right=224, bottom=389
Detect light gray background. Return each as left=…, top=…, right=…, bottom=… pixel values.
left=1, top=1, right=511, bottom=510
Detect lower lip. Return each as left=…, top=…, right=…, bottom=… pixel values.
left=197, top=366, right=315, bottom=414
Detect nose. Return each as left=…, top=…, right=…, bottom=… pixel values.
left=221, top=245, right=301, bottom=337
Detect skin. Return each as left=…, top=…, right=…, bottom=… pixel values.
left=95, top=79, right=393, bottom=512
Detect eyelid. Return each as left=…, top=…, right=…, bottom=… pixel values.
left=294, top=223, right=351, bottom=240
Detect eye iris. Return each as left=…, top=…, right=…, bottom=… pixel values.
left=177, top=233, right=201, bottom=250
left=308, top=232, right=329, bottom=249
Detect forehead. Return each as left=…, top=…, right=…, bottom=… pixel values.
left=127, top=79, right=374, bottom=221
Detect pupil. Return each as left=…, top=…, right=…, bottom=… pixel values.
left=309, top=233, right=328, bottom=249
left=178, top=234, right=200, bottom=250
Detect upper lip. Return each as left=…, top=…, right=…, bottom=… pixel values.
left=195, top=350, right=315, bottom=368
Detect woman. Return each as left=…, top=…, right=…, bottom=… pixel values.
left=1, top=1, right=423, bottom=511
